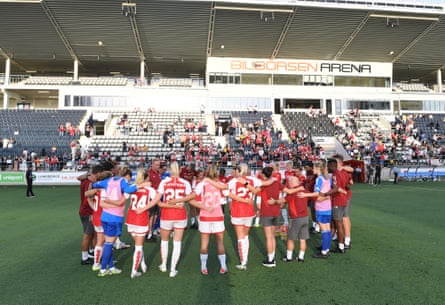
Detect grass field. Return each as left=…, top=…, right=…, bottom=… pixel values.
left=0, top=182, right=444, bottom=305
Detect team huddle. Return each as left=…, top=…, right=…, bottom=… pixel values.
left=78, top=155, right=353, bottom=278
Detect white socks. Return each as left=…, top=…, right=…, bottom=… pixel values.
left=200, top=254, right=208, bottom=270
left=286, top=250, right=293, bottom=260
left=160, top=240, right=169, bottom=267
left=132, top=245, right=143, bottom=273
left=267, top=252, right=275, bottom=262
left=94, top=246, right=102, bottom=265
left=160, top=239, right=181, bottom=272
left=200, top=254, right=227, bottom=271
left=218, top=254, right=227, bottom=270
left=171, top=241, right=181, bottom=271
left=298, top=251, right=305, bottom=260
left=238, top=236, right=249, bottom=265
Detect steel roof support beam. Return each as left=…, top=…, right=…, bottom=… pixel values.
left=392, top=18, right=441, bottom=82
left=40, top=0, right=82, bottom=68
left=125, top=1, right=149, bottom=77
left=392, top=18, right=440, bottom=64
left=0, top=47, right=29, bottom=72
left=207, top=2, right=216, bottom=57
left=271, top=7, right=297, bottom=59
left=334, top=12, right=370, bottom=60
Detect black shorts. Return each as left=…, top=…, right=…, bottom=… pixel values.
left=80, top=215, right=94, bottom=235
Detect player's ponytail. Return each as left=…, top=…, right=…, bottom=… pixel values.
left=135, top=169, right=148, bottom=185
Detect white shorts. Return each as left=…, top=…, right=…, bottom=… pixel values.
left=94, top=225, right=104, bottom=233
left=160, top=219, right=187, bottom=231
left=199, top=221, right=225, bottom=234
left=127, top=224, right=149, bottom=236
left=231, top=216, right=254, bottom=228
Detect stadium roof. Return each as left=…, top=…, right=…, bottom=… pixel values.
left=1, top=0, right=445, bottom=83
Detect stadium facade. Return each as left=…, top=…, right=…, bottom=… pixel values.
left=1, top=0, right=445, bottom=114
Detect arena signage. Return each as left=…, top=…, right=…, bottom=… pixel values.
left=207, top=57, right=392, bottom=77
left=33, top=171, right=87, bottom=185
left=0, top=172, right=24, bottom=183
left=0, top=171, right=87, bottom=185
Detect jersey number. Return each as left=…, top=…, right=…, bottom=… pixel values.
left=130, top=194, right=147, bottom=210
left=164, top=188, right=185, bottom=201
left=236, top=186, right=251, bottom=199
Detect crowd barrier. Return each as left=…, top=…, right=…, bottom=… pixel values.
left=3, top=166, right=444, bottom=186
left=0, top=171, right=87, bottom=186
left=397, top=166, right=445, bottom=181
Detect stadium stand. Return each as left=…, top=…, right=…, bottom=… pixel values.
left=281, top=111, right=335, bottom=137
left=0, top=109, right=87, bottom=159
left=395, top=82, right=432, bottom=92
left=24, top=77, right=72, bottom=86
left=24, top=76, right=128, bottom=86
left=78, top=77, right=128, bottom=86
left=213, top=110, right=274, bottom=140
left=88, top=110, right=211, bottom=162
left=158, top=78, right=193, bottom=88
left=330, top=111, right=445, bottom=169
left=211, top=110, right=327, bottom=165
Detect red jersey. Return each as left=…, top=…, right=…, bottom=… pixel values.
left=286, top=191, right=309, bottom=218
left=149, top=168, right=161, bottom=190
left=272, top=171, right=282, bottom=184
left=332, top=170, right=349, bottom=207
left=259, top=180, right=283, bottom=217
left=305, top=172, right=316, bottom=192
left=126, top=187, right=156, bottom=227
left=180, top=167, right=195, bottom=185
left=218, top=175, right=228, bottom=184
left=346, top=188, right=352, bottom=201
left=193, top=178, right=203, bottom=201
left=91, top=190, right=104, bottom=227
left=342, top=169, right=353, bottom=201
left=158, top=177, right=191, bottom=221
left=228, top=176, right=261, bottom=218
left=79, top=178, right=93, bottom=216
left=297, top=175, right=306, bottom=186
left=284, top=170, right=296, bottom=187
left=218, top=175, right=229, bottom=198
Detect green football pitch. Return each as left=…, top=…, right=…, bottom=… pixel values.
left=0, top=182, right=443, bottom=305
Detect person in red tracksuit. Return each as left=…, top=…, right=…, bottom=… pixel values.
left=328, top=157, right=350, bottom=254
left=281, top=176, right=309, bottom=262
left=258, top=166, right=283, bottom=268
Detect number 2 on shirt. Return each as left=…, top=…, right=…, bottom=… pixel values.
left=237, top=186, right=251, bottom=199
left=130, top=194, right=147, bottom=210
left=164, top=188, right=185, bottom=201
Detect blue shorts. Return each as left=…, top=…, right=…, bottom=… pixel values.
left=316, top=211, right=331, bottom=224
left=102, top=221, right=123, bottom=237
